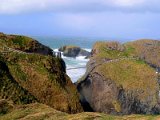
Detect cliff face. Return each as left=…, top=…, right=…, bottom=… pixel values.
left=77, top=40, right=160, bottom=114
left=0, top=33, right=83, bottom=113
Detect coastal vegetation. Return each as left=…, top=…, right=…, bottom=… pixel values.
left=77, top=40, right=160, bottom=114
left=1, top=32, right=160, bottom=119
left=0, top=33, right=83, bottom=114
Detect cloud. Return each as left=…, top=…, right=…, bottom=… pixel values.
left=104, top=0, right=145, bottom=7
left=0, top=0, right=71, bottom=14
left=0, top=0, right=160, bottom=14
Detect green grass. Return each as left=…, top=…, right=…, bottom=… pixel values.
left=92, top=41, right=135, bottom=60
left=0, top=56, right=37, bottom=104
left=87, top=41, right=160, bottom=112
left=124, top=39, right=160, bottom=67
left=96, top=59, right=158, bottom=106
left=1, top=103, right=160, bottom=120
left=0, top=33, right=82, bottom=113
left=97, top=59, right=157, bottom=89
left=0, top=52, right=83, bottom=113
left=0, top=35, right=33, bottom=50
left=8, top=64, right=28, bottom=81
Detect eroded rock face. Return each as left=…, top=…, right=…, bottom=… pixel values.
left=77, top=40, right=160, bottom=115
left=78, top=73, right=119, bottom=113
left=59, top=45, right=90, bottom=58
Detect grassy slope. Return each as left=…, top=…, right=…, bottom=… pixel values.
left=92, top=41, right=128, bottom=59
left=0, top=33, right=53, bottom=55
left=124, top=39, right=160, bottom=67
left=5, top=52, right=82, bottom=113
left=0, top=34, right=34, bottom=50
left=0, top=33, right=83, bottom=113
left=92, top=40, right=160, bottom=61
left=1, top=103, right=160, bottom=120
left=0, top=55, right=37, bottom=104
left=97, top=59, right=158, bottom=103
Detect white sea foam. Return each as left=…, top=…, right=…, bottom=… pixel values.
left=53, top=48, right=89, bottom=83
left=76, top=56, right=89, bottom=61
left=83, top=48, right=92, bottom=52
left=66, top=67, right=86, bottom=83
left=54, top=49, right=59, bottom=52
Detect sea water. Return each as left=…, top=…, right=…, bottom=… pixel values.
left=54, top=49, right=91, bottom=82
left=32, top=36, right=99, bottom=83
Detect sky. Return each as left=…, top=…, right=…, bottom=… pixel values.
left=0, top=0, right=160, bottom=39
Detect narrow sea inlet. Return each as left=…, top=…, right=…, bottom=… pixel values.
left=33, top=36, right=95, bottom=82
left=54, top=48, right=90, bottom=83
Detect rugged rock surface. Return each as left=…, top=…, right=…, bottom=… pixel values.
left=0, top=33, right=83, bottom=113
left=59, top=45, right=90, bottom=57
left=77, top=40, right=160, bottom=115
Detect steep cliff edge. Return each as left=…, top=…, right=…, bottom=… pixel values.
left=0, top=33, right=83, bottom=113
left=77, top=40, right=160, bottom=114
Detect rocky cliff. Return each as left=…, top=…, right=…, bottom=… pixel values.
left=0, top=33, right=83, bottom=113
left=77, top=40, right=160, bottom=114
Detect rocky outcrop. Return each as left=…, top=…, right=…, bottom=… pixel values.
left=77, top=40, right=160, bottom=115
left=0, top=33, right=83, bottom=114
left=59, top=45, right=90, bottom=58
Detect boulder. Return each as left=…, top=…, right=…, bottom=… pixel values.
left=77, top=40, right=160, bottom=115
left=59, top=45, right=90, bottom=58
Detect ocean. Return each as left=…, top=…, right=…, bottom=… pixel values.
left=32, top=36, right=101, bottom=83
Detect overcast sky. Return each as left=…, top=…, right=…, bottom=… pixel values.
left=0, top=0, right=160, bottom=39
